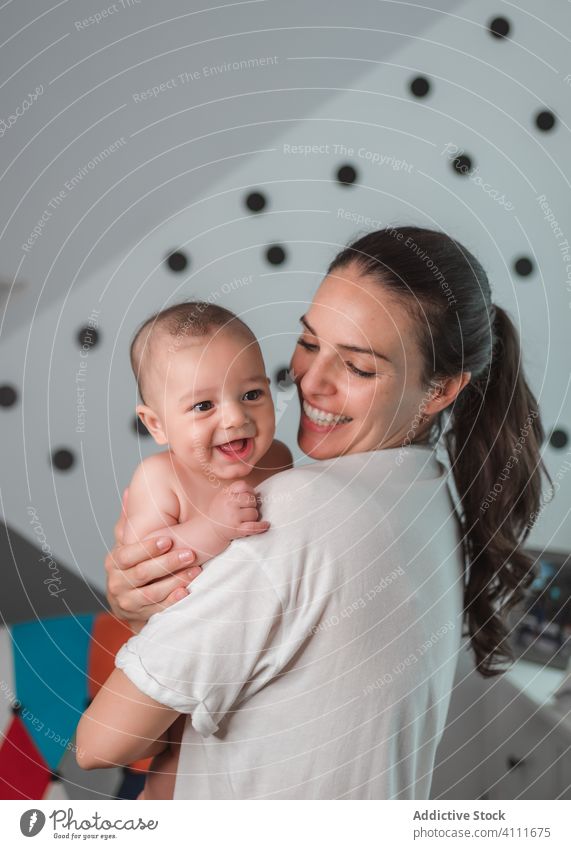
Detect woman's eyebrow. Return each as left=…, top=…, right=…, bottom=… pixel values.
left=299, top=315, right=392, bottom=364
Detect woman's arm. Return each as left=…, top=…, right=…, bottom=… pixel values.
left=76, top=669, right=180, bottom=770
left=106, top=497, right=201, bottom=628
left=89, top=481, right=267, bottom=771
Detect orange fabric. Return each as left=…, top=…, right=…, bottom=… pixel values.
left=87, top=614, right=153, bottom=775
left=128, top=756, right=153, bottom=773
left=87, top=613, right=134, bottom=700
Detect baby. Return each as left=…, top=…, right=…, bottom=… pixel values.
left=122, top=300, right=293, bottom=797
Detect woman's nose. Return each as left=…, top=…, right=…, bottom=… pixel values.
left=299, top=357, right=336, bottom=398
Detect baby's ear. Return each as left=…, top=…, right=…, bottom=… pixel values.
left=135, top=404, right=168, bottom=445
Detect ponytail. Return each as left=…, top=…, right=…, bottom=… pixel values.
left=328, top=227, right=552, bottom=678
left=445, top=305, right=551, bottom=676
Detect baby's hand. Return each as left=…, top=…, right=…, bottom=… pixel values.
left=209, top=481, right=270, bottom=542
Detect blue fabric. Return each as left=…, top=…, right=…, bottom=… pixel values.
left=116, top=768, right=145, bottom=800
left=11, top=615, right=94, bottom=769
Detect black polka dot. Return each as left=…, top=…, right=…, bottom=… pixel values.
left=166, top=251, right=189, bottom=272
left=452, top=154, right=473, bottom=176
left=265, top=245, right=287, bottom=265
left=77, top=326, right=99, bottom=349
left=52, top=449, right=75, bottom=471
left=0, top=384, right=17, bottom=407
left=549, top=429, right=568, bottom=450
left=245, top=191, right=267, bottom=212
left=410, top=77, right=430, bottom=97
left=336, top=164, right=357, bottom=186
left=535, top=111, right=556, bottom=132
left=50, top=771, right=62, bottom=783
left=275, top=367, right=293, bottom=387
left=514, top=257, right=533, bottom=277
left=133, top=416, right=150, bottom=437
left=489, top=17, right=510, bottom=39
left=11, top=700, right=22, bottom=714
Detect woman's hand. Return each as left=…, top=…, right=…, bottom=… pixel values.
left=105, top=489, right=202, bottom=627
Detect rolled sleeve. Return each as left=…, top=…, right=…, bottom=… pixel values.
left=115, top=642, right=220, bottom=735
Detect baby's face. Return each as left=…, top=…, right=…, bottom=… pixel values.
left=138, top=328, right=275, bottom=480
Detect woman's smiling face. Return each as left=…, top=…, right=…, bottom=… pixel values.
left=290, top=263, right=432, bottom=460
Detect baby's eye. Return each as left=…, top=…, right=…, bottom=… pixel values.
left=243, top=389, right=263, bottom=401
left=191, top=400, right=213, bottom=413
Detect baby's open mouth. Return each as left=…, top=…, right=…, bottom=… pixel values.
left=215, top=437, right=253, bottom=459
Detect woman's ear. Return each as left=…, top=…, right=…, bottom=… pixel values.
left=136, top=404, right=168, bottom=445
left=424, top=372, right=472, bottom=415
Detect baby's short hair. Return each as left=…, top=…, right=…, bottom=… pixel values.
left=130, top=300, right=256, bottom=404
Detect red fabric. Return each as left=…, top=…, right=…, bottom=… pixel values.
left=0, top=716, right=51, bottom=800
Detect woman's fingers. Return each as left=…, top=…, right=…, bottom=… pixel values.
left=124, top=589, right=189, bottom=622
left=112, top=569, right=197, bottom=617
left=108, top=549, right=196, bottom=593
left=141, top=567, right=202, bottom=614
left=125, top=571, right=197, bottom=610
left=105, top=533, right=199, bottom=622
left=110, top=561, right=202, bottom=608
left=109, top=536, right=187, bottom=571
left=128, top=551, right=196, bottom=588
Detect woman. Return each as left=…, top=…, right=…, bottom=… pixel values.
left=95, top=226, right=549, bottom=799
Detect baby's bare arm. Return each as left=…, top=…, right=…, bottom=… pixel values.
left=124, top=458, right=271, bottom=567
left=145, top=481, right=271, bottom=564
left=122, top=455, right=180, bottom=545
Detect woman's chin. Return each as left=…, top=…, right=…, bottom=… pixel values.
left=298, top=429, right=342, bottom=460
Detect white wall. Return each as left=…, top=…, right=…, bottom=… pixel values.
left=1, top=0, right=569, bottom=591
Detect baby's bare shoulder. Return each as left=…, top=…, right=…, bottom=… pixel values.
left=258, top=439, right=294, bottom=476
left=130, top=451, right=178, bottom=487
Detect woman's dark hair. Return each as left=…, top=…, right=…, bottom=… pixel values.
left=328, top=226, right=551, bottom=677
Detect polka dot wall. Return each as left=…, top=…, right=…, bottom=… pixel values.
left=0, top=0, right=570, bottom=596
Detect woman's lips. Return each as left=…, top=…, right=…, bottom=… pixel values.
left=215, top=437, right=254, bottom=460
left=300, top=410, right=352, bottom=433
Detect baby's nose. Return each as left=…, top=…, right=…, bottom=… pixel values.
left=220, top=401, right=249, bottom=428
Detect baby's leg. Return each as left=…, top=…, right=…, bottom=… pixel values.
left=138, top=714, right=186, bottom=800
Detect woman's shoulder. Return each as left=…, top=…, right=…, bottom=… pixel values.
left=253, top=451, right=376, bottom=515
left=254, top=461, right=317, bottom=506
left=258, top=446, right=437, bottom=483
left=255, top=446, right=444, bottom=513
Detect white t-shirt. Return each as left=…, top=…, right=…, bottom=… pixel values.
left=116, top=445, right=465, bottom=799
